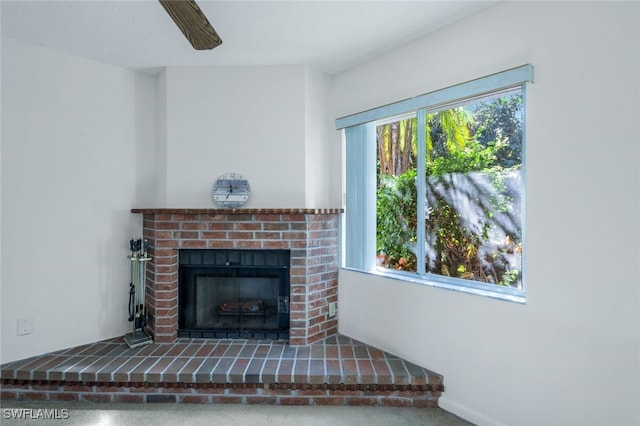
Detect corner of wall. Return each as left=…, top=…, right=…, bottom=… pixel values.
left=304, top=67, right=333, bottom=208
left=155, top=68, right=168, bottom=207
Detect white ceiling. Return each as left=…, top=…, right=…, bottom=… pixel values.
left=1, top=0, right=497, bottom=75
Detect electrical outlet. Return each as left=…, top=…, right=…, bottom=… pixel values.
left=17, top=317, right=34, bottom=336
left=328, top=302, right=337, bottom=318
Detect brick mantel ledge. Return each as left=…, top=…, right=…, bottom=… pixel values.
left=131, top=208, right=344, bottom=214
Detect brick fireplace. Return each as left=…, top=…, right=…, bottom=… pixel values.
left=2, top=208, right=445, bottom=407
left=131, top=208, right=342, bottom=346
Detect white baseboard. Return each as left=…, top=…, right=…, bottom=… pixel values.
left=438, top=396, right=509, bottom=426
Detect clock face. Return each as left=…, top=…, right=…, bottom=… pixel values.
left=212, top=172, right=250, bottom=208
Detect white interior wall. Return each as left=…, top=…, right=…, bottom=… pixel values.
left=0, top=37, right=157, bottom=363
left=331, top=2, right=639, bottom=426
left=154, top=68, right=168, bottom=207
left=304, top=67, right=330, bottom=208
left=161, top=66, right=308, bottom=208
left=0, top=24, right=3, bottom=366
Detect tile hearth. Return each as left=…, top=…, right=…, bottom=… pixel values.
left=1, top=335, right=443, bottom=407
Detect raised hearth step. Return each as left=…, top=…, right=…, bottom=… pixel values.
left=1, top=335, right=443, bottom=407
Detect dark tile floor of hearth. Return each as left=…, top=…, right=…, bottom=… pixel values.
left=0, top=334, right=442, bottom=388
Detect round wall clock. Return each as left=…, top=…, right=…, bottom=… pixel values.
left=212, top=172, right=250, bottom=208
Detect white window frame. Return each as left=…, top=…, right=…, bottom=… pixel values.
left=336, top=65, right=533, bottom=303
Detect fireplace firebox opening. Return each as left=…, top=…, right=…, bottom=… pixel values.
left=178, top=249, right=290, bottom=340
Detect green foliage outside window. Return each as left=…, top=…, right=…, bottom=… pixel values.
left=376, top=93, right=523, bottom=288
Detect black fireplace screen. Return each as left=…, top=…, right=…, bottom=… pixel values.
left=178, top=249, right=290, bottom=339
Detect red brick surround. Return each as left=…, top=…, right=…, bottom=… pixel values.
left=1, top=381, right=440, bottom=406
left=132, top=209, right=342, bottom=346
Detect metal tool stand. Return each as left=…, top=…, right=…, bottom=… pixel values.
left=124, top=238, right=154, bottom=349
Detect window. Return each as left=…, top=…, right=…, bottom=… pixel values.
left=337, top=65, right=532, bottom=302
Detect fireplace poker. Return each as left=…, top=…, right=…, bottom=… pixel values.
left=137, top=239, right=151, bottom=330
left=128, top=239, right=138, bottom=323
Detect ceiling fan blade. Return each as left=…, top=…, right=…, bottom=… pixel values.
left=159, top=0, right=222, bottom=50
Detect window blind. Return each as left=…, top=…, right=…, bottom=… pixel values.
left=336, top=64, right=533, bottom=130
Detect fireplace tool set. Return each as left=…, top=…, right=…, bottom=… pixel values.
left=124, top=238, right=153, bottom=349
